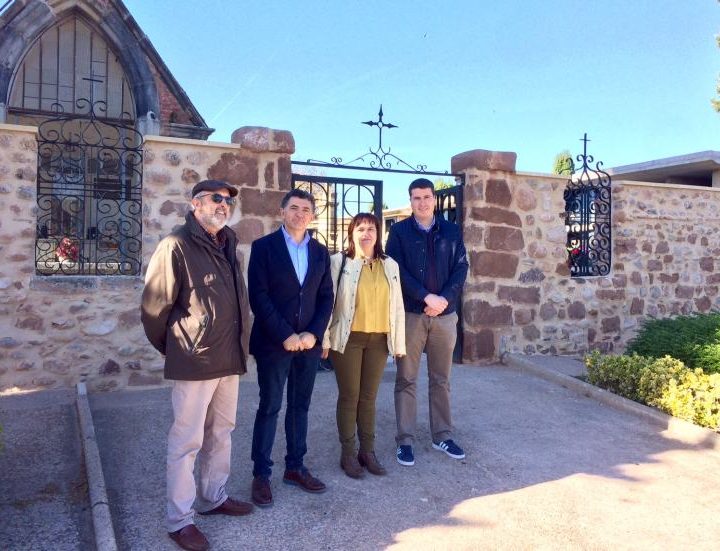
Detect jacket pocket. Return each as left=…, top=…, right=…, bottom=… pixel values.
left=190, top=314, right=209, bottom=353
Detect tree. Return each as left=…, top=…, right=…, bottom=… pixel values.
left=365, top=201, right=389, bottom=211
left=552, top=150, right=575, bottom=176
left=433, top=178, right=456, bottom=190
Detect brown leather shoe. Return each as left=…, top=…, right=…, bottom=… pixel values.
left=199, top=496, right=253, bottom=516
left=282, top=468, right=327, bottom=493
left=168, top=524, right=209, bottom=551
left=358, top=451, right=387, bottom=476
left=340, top=453, right=365, bottom=479
left=251, top=476, right=273, bottom=508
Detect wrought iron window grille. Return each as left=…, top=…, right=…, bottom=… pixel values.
left=35, top=85, right=143, bottom=276
left=563, top=134, right=611, bottom=277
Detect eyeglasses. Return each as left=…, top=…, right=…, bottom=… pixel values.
left=196, top=193, right=236, bottom=206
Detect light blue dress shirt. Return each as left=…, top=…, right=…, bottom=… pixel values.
left=281, top=225, right=310, bottom=285
left=415, top=215, right=436, bottom=233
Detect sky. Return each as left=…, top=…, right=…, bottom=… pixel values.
left=123, top=0, right=720, bottom=207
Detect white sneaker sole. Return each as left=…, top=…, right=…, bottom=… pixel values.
left=432, top=442, right=465, bottom=459
left=396, top=450, right=415, bottom=466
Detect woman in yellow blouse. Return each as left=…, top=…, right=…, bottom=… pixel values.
left=322, top=213, right=405, bottom=478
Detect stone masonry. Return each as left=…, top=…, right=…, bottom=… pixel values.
left=455, top=149, right=720, bottom=362
left=4, top=126, right=720, bottom=391
left=0, top=123, right=292, bottom=392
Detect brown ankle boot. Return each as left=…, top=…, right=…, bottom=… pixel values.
left=358, top=451, right=387, bottom=476
left=340, top=453, right=365, bottom=479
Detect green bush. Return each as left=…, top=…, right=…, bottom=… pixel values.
left=626, top=313, right=720, bottom=373
left=585, top=350, right=653, bottom=402
left=585, top=351, right=720, bottom=430
left=655, top=369, right=720, bottom=430
left=638, top=356, right=686, bottom=405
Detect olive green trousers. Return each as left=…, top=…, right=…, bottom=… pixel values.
left=330, top=331, right=389, bottom=454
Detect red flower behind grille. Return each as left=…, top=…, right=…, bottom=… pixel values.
left=56, top=237, right=79, bottom=262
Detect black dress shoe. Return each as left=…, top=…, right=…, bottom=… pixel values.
left=282, top=468, right=327, bottom=493
left=199, top=496, right=253, bottom=516
left=168, top=524, right=209, bottom=551
left=251, top=476, right=273, bottom=507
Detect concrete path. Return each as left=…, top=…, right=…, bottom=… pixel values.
left=0, top=389, right=94, bottom=550
left=85, top=360, right=720, bottom=551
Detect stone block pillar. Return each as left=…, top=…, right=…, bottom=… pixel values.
left=451, top=147, right=625, bottom=362
left=451, top=149, right=519, bottom=362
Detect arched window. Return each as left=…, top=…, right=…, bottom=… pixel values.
left=11, top=16, right=144, bottom=276
left=7, top=15, right=135, bottom=125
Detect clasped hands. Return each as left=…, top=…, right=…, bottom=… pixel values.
left=283, top=331, right=317, bottom=352
left=423, top=293, right=448, bottom=317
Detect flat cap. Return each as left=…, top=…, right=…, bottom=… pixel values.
left=191, top=179, right=238, bottom=197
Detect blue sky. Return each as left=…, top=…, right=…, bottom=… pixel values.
left=124, top=0, right=720, bottom=207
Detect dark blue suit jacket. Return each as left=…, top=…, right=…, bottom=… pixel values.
left=248, top=228, right=334, bottom=359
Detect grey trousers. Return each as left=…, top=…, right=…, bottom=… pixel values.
left=395, top=312, right=458, bottom=446
left=166, top=375, right=239, bottom=532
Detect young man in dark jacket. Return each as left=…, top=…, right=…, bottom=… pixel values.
left=248, top=188, right=334, bottom=507
left=141, top=180, right=252, bottom=551
left=386, top=178, right=469, bottom=467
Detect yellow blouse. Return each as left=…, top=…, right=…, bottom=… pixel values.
left=351, top=259, right=390, bottom=333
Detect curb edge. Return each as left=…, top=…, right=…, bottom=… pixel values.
left=502, top=353, right=720, bottom=451
left=76, top=382, right=118, bottom=551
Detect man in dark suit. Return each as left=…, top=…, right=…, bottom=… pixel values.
left=248, top=188, right=334, bottom=508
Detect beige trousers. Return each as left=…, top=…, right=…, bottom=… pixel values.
left=395, top=312, right=457, bottom=446
left=166, top=375, right=239, bottom=532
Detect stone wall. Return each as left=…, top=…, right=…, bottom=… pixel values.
left=456, top=150, right=720, bottom=362
left=0, top=123, right=293, bottom=392
left=5, top=129, right=720, bottom=390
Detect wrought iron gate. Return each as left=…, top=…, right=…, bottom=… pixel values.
left=291, top=174, right=383, bottom=254
left=436, top=184, right=463, bottom=224
left=35, top=98, right=143, bottom=275
left=292, top=105, right=466, bottom=361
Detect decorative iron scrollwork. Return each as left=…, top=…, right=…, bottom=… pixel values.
left=297, top=105, right=450, bottom=175
left=35, top=94, right=143, bottom=276
left=292, top=174, right=382, bottom=254
left=436, top=185, right=463, bottom=225
left=563, top=134, right=611, bottom=277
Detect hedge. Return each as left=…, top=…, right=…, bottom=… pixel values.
left=626, top=313, right=720, bottom=374
left=585, top=351, right=720, bottom=430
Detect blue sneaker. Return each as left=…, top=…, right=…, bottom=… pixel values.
left=432, top=439, right=465, bottom=459
left=396, top=445, right=415, bottom=466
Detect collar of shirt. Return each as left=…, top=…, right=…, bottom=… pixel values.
left=281, top=224, right=310, bottom=284
left=281, top=224, right=310, bottom=247
left=413, top=215, right=436, bottom=233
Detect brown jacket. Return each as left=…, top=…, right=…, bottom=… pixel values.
left=140, top=213, right=250, bottom=381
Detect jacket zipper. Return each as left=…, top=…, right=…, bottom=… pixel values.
left=191, top=315, right=209, bottom=353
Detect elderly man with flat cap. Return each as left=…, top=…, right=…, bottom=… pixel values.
left=142, top=179, right=253, bottom=551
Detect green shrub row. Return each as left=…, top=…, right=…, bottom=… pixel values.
left=585, top=351, right=720, bottom=430
left=626, top=313, right=720, bottom=374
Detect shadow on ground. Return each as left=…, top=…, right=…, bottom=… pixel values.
left=87, top=361, right=720, bottom=550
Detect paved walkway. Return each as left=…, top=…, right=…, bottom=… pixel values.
left=3, top=357, right=720, bottom=550
left=0, top=389, right=94, bottom=550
